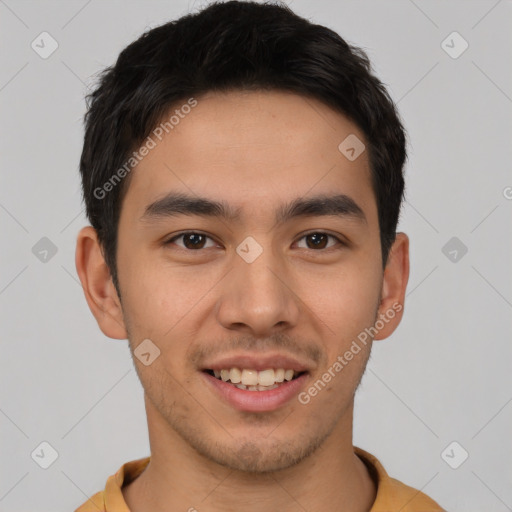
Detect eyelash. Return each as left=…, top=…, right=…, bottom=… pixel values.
left=163, top=231, right=345, bottom=252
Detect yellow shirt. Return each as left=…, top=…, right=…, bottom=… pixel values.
left=75, top=446, right=445, bottom=511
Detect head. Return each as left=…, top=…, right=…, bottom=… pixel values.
left=76, top=0, right=409, bottom=473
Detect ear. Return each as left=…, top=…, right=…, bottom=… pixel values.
left=75, top=226, right=127, bottom=340
left=373, top=232, right=410, bottom=340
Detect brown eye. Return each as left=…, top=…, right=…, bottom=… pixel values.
left=306, top=233, right=328, bottom=249
left=296, top=232, right=341, bottom=250
left=166, top=232, right=216, bottom=250
left=182, top=233, right=206, bottom=249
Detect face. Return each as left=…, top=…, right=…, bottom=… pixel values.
left=79, top=90, right=408, bottom=474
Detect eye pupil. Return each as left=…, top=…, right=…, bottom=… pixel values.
left=184, top=233, right=205, bottom=249
left=174, top=232, right=336, bottom=251
left=307, top=233, right=328, bottom=249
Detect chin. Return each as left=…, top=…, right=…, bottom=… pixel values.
left=186, top=427, right=330, bottom=474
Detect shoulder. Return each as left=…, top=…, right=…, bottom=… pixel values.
left=385, top=475, right=446, bottom=511
left=354, top=446, right=446, bottom=512
left=74, top=490, right=105, bottom=512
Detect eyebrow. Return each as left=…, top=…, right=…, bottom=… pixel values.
left=140, top=191, right=367, bottom=225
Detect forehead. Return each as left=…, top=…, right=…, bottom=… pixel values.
left=121, top=90, right=376, bottom=225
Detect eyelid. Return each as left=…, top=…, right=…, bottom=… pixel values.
left=294, top=230, right=345, bottom=249
left=164, top=230, right=346, bottom=251
left=164, top=230, right=219, bottom=248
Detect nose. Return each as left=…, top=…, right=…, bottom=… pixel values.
left=215, top=243, right=301, bottom=337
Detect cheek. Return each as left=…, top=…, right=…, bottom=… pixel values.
left=118, top=249, right=221, bottom=348
left=119, top=263, right=199, bottom=387
left=304, top=257, right=382, bottom=340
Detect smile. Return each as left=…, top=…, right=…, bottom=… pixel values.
left=202, top=368, right=309, bottom=412
left=204, top=368, right=304, bottom=391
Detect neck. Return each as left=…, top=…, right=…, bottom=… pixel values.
left=123, top=398, right=376, bottom=512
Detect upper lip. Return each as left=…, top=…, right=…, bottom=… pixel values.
left=202, top=352, right=312, bottom=373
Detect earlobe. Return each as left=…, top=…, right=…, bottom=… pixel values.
left=374, top=232, right=410, bottom=340
left=75, top=226, right=127, bottom=340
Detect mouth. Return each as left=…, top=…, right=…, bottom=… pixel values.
left=202, top=367, right=309, bottom=412
left=200, top=353, right=313, bottom=412
left=203, top=368, right=307, bottom=391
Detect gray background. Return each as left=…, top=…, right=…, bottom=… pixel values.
left=1, top=0, right=511, bottom=510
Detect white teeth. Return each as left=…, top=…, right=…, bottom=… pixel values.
left=258, top=369, right=275, bottom=386
left=210, top=367, right=301, bottom=387
left=230, top=367, right=242, bottom=384
left=241, top=369, right=258, bottom=386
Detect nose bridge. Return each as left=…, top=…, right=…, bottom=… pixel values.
left=238, top=241, right=282, bottom=300
left=216, top=236, right=300, bottom=334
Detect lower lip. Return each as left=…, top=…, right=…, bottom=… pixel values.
left=202, top=371, right=308, bottom=412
